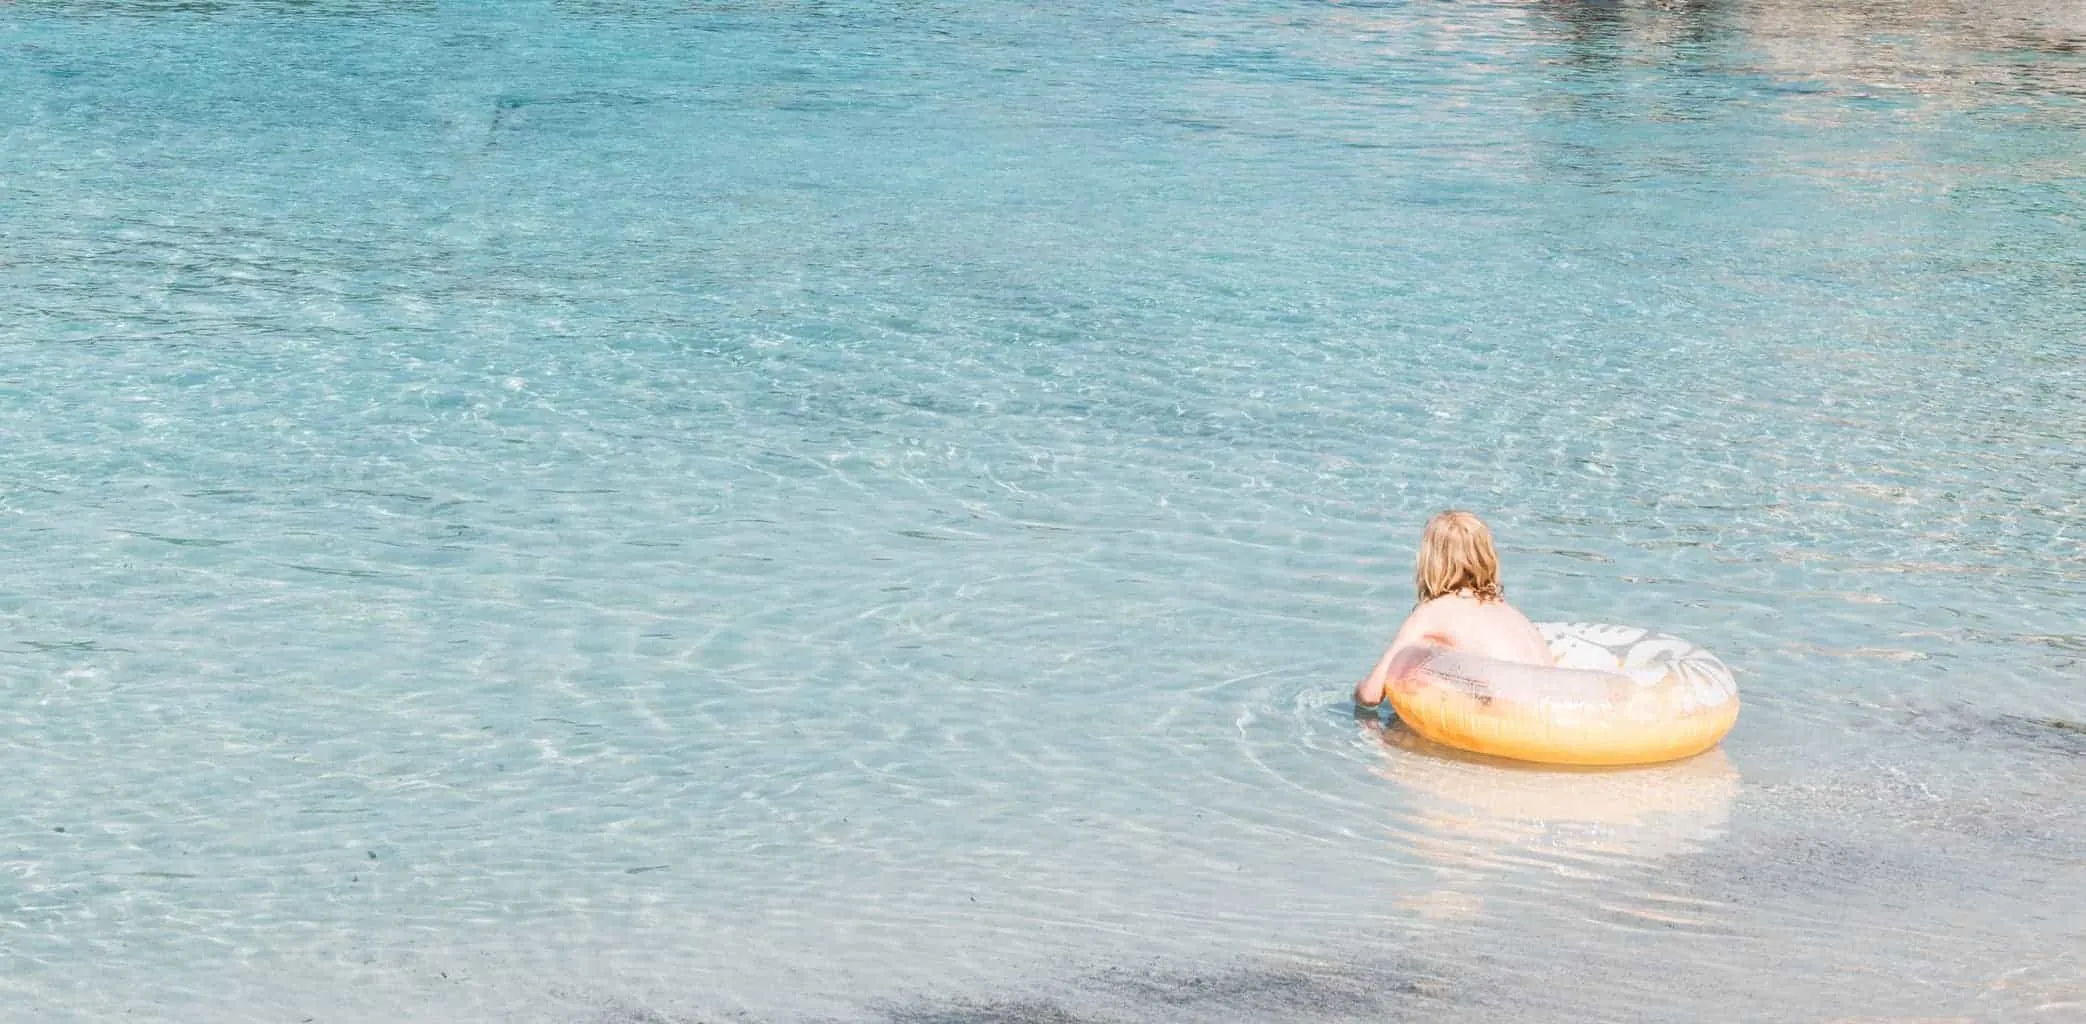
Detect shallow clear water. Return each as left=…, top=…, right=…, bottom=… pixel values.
left=2, top=1, right=2083, bottom=1020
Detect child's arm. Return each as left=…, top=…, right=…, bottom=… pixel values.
left=1356, top=607, right=1435, bottom=707
left=1354, top=644, right=1399, bottom=708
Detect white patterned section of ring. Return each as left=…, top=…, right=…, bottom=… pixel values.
left=1537, top=622, right=1739, bottom=715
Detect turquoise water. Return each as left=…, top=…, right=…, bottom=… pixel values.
left=3, top=0, right=2083, bottom=1020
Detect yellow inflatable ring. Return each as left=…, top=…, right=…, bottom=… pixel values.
left=1386, top=622, right=1740, bottom=767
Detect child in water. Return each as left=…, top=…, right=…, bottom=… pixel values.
left=1355, top=510, right=1554, bottom=708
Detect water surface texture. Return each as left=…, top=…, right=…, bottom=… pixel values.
left=3, top=1, right=2084, bottom=1020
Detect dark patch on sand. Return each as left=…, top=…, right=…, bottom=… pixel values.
left=1992, top=714, right=2086, bottom=756
left=1090, top=961, right=1439, bottom=1016
left=881, top=998, right=1107, bottom=1024
left=568, top=957, right=1457, bottom=1024
left=1875, top=702, right=2086, bottom=759
left=580, top=1011, right=711, bottom=1024
left=873, top=958, right=1452, bottom=1024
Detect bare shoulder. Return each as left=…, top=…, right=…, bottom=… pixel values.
left=1486, top=599, right=1555, bottom=665
left=1489, top=599, right=1542, bottom=628
left=1408, top=595, right=1484, bottom=642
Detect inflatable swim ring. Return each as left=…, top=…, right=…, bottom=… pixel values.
left=1385, top=622, right=1739, bottom=766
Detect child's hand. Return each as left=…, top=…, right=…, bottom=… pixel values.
left=1355, top=673, right=1388, bottom=709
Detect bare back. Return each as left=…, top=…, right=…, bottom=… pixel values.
left=1356, top=593, right=1553, bottom=706
left=1396, top=594, right=1553, bottom=667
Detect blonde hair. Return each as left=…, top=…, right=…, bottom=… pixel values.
left=1414, top=510, right=1504, bottom=603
